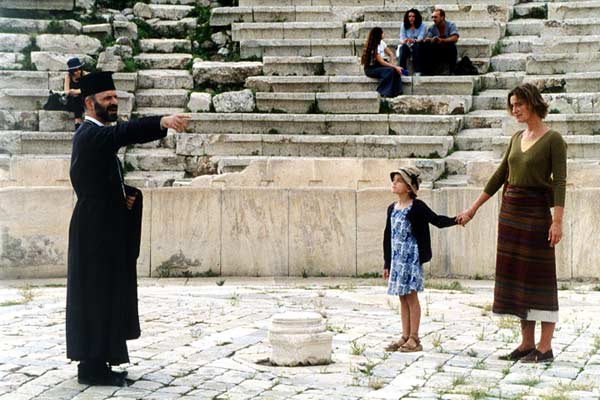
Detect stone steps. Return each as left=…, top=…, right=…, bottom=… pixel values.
left=232, top=22, right=344, bottom=41
left=0, top=33, right=31, bottom=53
left=211, top=4, right=511, bottom=26
left=454, top=128, right=502, bottom=151
left=17, top=131, right=73, bottom=155
left=135, top=89, right=189, bottom=109
left=31, top=52, right=94, bottom=72
left=139, top=39, right=192, bottom=53
left=192, top=156, right=446, bottom=187
left=176, top=133, right=455, bottom=158
left=490, top=53, right=528, bottom=72
left=532, top=35, right=600, bottom=54
left=345, top=20, right=505, bottom=41
left=255, top=91, right=380, bottom=114
left=136, top=69, right=194, bottom=90
left=499, top=36, right=537, bottom=53
left=133, top=53, right=193, bottom=70
left=513, top=2, right=548, bottom=19
left=0, top=52, right=24, bottom=70
left=145, top=18, right=197, bottom=38
left=542, top=18, right=600, bottom=37
left=475, top=90, right=600, bottom=113
left=246, top=75, right=476, bottom=95
left=492, top=135, right=600, bottom=158
left=0, top=89, right=49, bottom=111
left=186, top=113, right=463, bottom=136
left=526, top=53, right=600, bottom=75
left=480, top=71, right=526, bottom=90
left=445, top=150, right=496, bottom=175
left=134, top=107, right=186, bottom=118
left=238, top=0, right=517, bottom=6
left=0, top=17, right=81, bottom=34
left=0, top=155, right=71, bottom=187
left=506, top=19, right=543, bottom=36
left=124, top=148, right=187, bottom=171
left=239, top=38, right=492, bottom=59
left=136, top=4, right=194, bottom=20
left=0, top=0, right=73, bottom=10
left=124, top=170, right=186, bottom=188
left=548, top=1, right=600, bottom=20
left=433, top=174, right=468, bottom=188
left=468, top=158, right=600, bottom=187
left=502, top=113, right=600, bottom=136
left=464, top=110, right=505, bottom=129
left=262, top=56, right=361, bottom=76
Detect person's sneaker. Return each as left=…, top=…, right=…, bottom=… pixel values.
left=498, top=347, right=535, bottom=361
left=520, top=349, right=554, bottom=364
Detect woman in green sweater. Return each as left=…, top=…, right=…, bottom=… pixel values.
left=457, top=83, right=567, bottom=364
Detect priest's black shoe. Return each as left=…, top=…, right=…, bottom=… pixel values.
left=78, top=371, right=126, bottom=387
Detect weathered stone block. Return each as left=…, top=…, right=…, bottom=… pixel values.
left=0, top=111, right=38, bottom=132
left=36, top=34, right=102, bottom=55
left=193, top=61, right=263, bottom=86
left=31, top=52, right=93, bottom=71
left=150, top=188, right=221, bottom=277
left=213, top=89, right=255, bottom=113
left=288, top=188, right=356, bottom=276
left=221, top=188, right=288, bottom=276
left=0, top=34, right=31, bottom=52
left=0, top=187, right=73, bottom=278
left=187, top=92, right=212, bottom=113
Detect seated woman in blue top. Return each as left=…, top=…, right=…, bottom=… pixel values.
left=361, top=27, right=405, bottom=98
left=396, top=9, right=426, bottom=75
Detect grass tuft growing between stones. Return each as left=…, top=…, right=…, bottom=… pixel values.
left=0, top=284, right=36, bottom=307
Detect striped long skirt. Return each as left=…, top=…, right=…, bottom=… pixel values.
left=492, top=185, right=559, bottom=322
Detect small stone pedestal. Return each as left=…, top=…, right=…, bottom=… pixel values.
left=268, top=312, right=333, bottom=366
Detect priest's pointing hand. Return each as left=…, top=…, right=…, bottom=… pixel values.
left=160, top=114, right=190, bottom=132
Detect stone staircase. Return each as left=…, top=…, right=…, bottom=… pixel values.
left=1, top=0, right=600, bottom=190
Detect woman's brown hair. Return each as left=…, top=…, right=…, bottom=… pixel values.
left=361, top=27, right=383, bottom=66
left=507, top=83, right=549, bottom=119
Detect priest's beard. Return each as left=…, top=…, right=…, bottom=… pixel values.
left=93, top=98, right=118, bottom=123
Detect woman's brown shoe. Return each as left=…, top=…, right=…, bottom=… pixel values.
left=498, top=347, right=535, bottom=361
left=385, top=336, right=408, bottom=352
left=400, top=336, right=423, bottom=352
left=520, top=349, right=554, bottom=364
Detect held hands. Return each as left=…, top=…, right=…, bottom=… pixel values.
left=548, top=221, right=562, bottom=247
left=161, top=114, right=191, bottom=133
left=456, top=207, right=476, bottom=226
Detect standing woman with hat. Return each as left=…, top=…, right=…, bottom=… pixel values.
left=457, top=83, right=567, bottom=363
left=64, top=57, right=87, bottom=129
left=383, top=166, right=458, bottom=352
left=66, top=71, right=190, bottom=386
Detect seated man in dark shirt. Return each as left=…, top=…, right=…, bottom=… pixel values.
left=421, top=8, right=460, bottom=75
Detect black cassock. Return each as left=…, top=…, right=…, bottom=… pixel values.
left=66, top=116, right=166, bottom=365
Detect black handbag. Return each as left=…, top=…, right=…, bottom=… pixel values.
left=43, top=91, right=68, bottom=110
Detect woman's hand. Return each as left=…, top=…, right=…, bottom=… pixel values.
left=456, top=207, right=476, bottom=226
left=395, top=66, right=404, bottom=75
left=383, top=269, right=390, bottom=280
left=548, top=221, right=562, bottom=247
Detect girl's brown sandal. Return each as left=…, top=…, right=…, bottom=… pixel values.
left=384, top=336, right=409, bottom=352
left=400, top=336, right=423, bottom=352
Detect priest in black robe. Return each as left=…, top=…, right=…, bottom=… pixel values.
left=66, top=71, right=189, bottom=386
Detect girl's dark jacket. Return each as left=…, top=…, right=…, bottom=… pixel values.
left=383, top=199, right=457, bottom=271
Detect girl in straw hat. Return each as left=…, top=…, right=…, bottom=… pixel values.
left=383, top=166, right=458, bottom=352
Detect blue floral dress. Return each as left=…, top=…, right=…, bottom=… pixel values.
left=387, top=204, right=423, bottom=296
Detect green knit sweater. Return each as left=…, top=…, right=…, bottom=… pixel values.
left=484, top=130, right=567, bottom=207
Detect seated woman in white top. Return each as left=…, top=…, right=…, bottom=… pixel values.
left=396, top=9, right=426, bottom=75
left=361, top=27, right=405, bottom=98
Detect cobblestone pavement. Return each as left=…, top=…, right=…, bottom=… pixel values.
left=1, top=278, right=599, bottom=400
